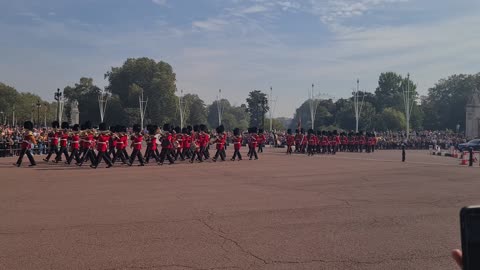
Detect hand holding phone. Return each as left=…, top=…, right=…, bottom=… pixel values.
left=460, top=206, right=480, bottom=269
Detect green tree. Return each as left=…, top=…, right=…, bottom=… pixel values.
left=182, top=94, right=207, bottom=126
left=246, top=90, right=269, bottom=128
left=375, top=107, right=406, bottom=131
left=63, top=77, right=102, bottom=125
left=105, top=57, right=177, bottom=125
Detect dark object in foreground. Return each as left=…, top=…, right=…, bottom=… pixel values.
left=460, top=206, right=480, bottom=270
left=401, top=145, right=405, bottom=162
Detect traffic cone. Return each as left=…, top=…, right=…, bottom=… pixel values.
left=460, top=152, right=468, bottom=165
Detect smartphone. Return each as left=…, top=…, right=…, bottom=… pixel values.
left=461, top=206, right=480, bottom=269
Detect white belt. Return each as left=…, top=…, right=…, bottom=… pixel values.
left=97, top=142, right=107, bottom=144
left=134, top=142, right=142, bottom=145
left=61, top=139, right=67, bottom=141
left=72, top=141, right=79, bottom=143
left=117, top=142, right=124, bottom=144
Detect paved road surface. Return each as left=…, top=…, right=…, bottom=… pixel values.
left=0, top=149, right=475, bottom=269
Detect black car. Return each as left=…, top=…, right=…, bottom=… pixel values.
left=457, top=139, right=480, bottom=152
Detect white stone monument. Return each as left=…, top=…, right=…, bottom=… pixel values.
left=70, top=100, right=80, bottom=125
left=465, top=92, right=480, bottom=139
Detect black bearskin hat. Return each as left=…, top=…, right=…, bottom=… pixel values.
left=120, top=126, right=127, bottom=133
left=233, top=128, right=240, bottom=136
left=84, top=121, right=92, bottom=130
left=322, top=130, right=327, bottom=135
left=163, top=123, right=171, bottom=132
left=193, top=125, right=199, bottom=132
left=174, top=126, right=181, bottom=134
left=99, top=122, right=107, bottom=131
left=24, top=121, right=34, bottom=130
left=250, top=127, right=258, bottom=133
left=308, top=128, right=314, bottom=135
left=216, top=125, right=225, bottom=134
left=287, top=129, right=292, bottom=135
left=51, top=121, right=60, bottom=129
left=187, top=125, right=193, bottom=133
left=72, top=124, right=80, bottom=132
left=300, top=128, right=305, bottom=134
left=182, top=127, right=188, bottom=134
left=316, top=130, right=321, bottom=135
left=333, top=130, right=338, bottom=135
left=258, top=128, right=264, bottom=134
left=199, top=124, right=206, bottom=132
left=133, top=124, right=141, bottom=133
left=295, top=129, right=299, bottom=134
left=61, top=122, right=69, bottom=129
left=110, top=125, right=116, bottom=133
left=147, top=125, right=157, bottom=134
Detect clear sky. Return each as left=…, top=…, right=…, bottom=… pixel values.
left=1, top=0, right=479, bottom=117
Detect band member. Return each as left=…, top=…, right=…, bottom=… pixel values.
left=307, top=129, right=318, bottom=156
left=66, top=125, right=81, bottom=164
left=370, top=133, right=377, bottom=153
left=257, top=129, right=266, bottom=153
left=198, top=124, right=208, bottom=160
left=159, top=124, right=175, bottom=165
left=294, top=129, right=301, bottom=153
left=286, top=129, right=294, bottom=155
left=91, top=123, right=113, bottom=169
left=248, top=127, right=258, bottom=160
left=202, top=125, right=211, bottom=160
left=212, top=125, right=226, bottom=162
left=174, top=126, right=185, bottom=161
left=112, top=126, right=129, bottom=164
left=340, top=132, right=348, bottom=152
left=320, top=131, right=329, bottom=154
left=15, top=121, right=37, bottom=167
left=145, top=125, right=160, bottom=163
left=43, top=121, right=60, bottom=162
left=190, top=125, right=203, bottom=163
left=181, top=127, right=191, bottom=160
left=359, top=131, right=366, bottom=153
left=300, top=128, right=307, bottom=153
left=231, top=128, right=242, bottom=161
left=129, top=124, right=145, bottom=166
left=107, top=125, right=117, bottom=159
left=77, top=124, right=96, bottom=166
left=54, top=122, right=70, bottom=163
left=348, top=132, right=355, bottom=152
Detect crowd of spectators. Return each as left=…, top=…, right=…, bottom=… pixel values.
left=0, top=125, right=48, bottom=157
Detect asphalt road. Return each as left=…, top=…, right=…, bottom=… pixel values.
left=0, top=149, right=475, bottom=269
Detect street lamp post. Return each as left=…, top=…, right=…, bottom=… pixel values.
left=36, top=100, right=41, bottom=128
left=54, top=88, right=63, bottom=123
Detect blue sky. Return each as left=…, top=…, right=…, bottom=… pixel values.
left=1, top=0, right=480, bottom=117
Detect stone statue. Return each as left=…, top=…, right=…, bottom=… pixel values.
left=466, top=90, right=480, bottom=139
left=70, top=100, right=80, bottom=125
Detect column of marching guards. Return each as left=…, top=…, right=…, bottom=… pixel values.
left=15, top=120, right=267, bottom=168
left=284, top=128, right=377, bottom=155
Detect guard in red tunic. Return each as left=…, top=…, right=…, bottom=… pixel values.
left=159, top=124, right=175, bottom=165
left=54, top=122, right=70, bottom=163
left=145, top=125, right=160, bottom=163
left=307, top=129, right=318, bottom=156
left=359, top=132, right=366, bottom=153
left=370, top=133, right=377, bottom=153
left=14, top=121, right=37, bottom=167
left=112, top=126, right=129, bottom=164
left=286, top=129, right=295, bottom=155
left=300, top=129, right=307, bottom=153
left=320, top=131, right=329, bottom=154
left=348, top=132, right=355, bottom=152
left=128, top=124, right=145, bottom=166
left=212, top=125, right=226, bottom=162
left=43, top=121, right=60, bottom=162
left=189, top=125, right=203, bottom=163
left=248, top=127, right=258, bottom=160
left=66, top=124, right=81, bottom=164
left=257, top=129, right=266, bottom=153
left=340, top=132, right=348, bottom=152
left=174, top=126, right=185, bottom=161
left=107, top=125, right=117, bottom=159
left=231, top=128, right=243, bottom=161
left=181, top=127, right=191, bottom=160
left=91, top=123, right=112, bottom=168
left=294, top=129, right=301, bottom=153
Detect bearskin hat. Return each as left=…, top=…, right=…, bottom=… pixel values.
left=61, top=122, right=69, bottom=129
left=308, top=128, right=314, bottom=135
left=133, top=124, right=141, bottom=133
left=287, top=129, right=292, bottom=135
left=84, top=121, right=92, bottom=130
left=295, top=129, right=299, bottom=134
left=333, top=130, right=338, bottom=135
left=233, top=128, right=240, bottom=136
left=120, top=126, right=127, bottom=133
left=187, top=125, right=193, bottom=133
left=174, top=126, right=181, bottom=134
left=51, top=121, right=60, bottom=129
left=162, top=124, right=170, bottom=132
left=109, top=125, right=117, bottom=133
left=98, top=122, right=107, bottom=131
left=250, top=127, right=258, bottom=133
left=23, top=121, right=34, bottom=131
left=316, top=130, right=321, bottom=135
left=216, top=125, right=225, bottom=134
left=182, top=127, right=188, bottom=134
left=199, top=124, right=206, bottom=132
left=258, top=128, right=264, bottom=134
left=193, top=125, right=199, bottom=132
left=300, top=128, right=305, bottom=134
left=72, top=124, right=80, bottom=132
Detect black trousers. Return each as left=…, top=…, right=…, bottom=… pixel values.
left=66, top=149, right=81, bottom=164
left=182, top=148, right=191, bottom=159
left=79, top=148, right=96, bottom=165
left=16, top=148, right=36, bottom=166
left=203, top=147, right=210, bottom=159
left=159, top=148, right=175, bottom=164
left=145, top=148, right=160, bottom=163
left=93, top=151, right=112, bottom=167
left=108, top=147, right=116, bottom=159
left=129, top=149, right=145, bottom=165
left=112, top=148, right=128, bottom=164
left=287, top=145, right=293, bottom=154
left=231, top=149, right=242, bottom=160
left=190, top=150, right=203, bottom=162
left=258, top=144, right=263, bottom=153
left=55, top=146, right=69, bottom=162
left=213, top=149, right=226, bottom=161
left=307, top=145, right=315, bottom=156
left=175, top=148, right=185, bottom=161
left=249, top=146, right=258, bottom=159
left=44, top=145, right=58, bottom=161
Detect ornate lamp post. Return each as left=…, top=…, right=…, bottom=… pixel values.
left=54, top=88, right=62, bottom=122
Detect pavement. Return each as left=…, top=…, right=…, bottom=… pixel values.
left=0, top=149, right=476, bottom=270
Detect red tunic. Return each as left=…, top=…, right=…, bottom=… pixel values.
left=183, top=134, right=191, bottom=149
left=132, top=135, right=143, bottom=150
left=176, top=134, right=183, bottom=149
left=286, top=135, right=295, bottom=146
left=308, top=135, right=318, bottom=146
left=249, top=134, right=258, bottom=148
left=215, top=134, right=226, bottom=150
left=150, top=136, right=158, bottom=151
left=21, top=133, right=34, bottom=149
left=48, top=132, right=58, bottom=146
left=233, top=136, right=242, bottom=150
left=85, top=134, right=94, bottom=149
left=70, top=134, right=80, bottom=150
left=60, top=133, right=69, bottom=147
left=96, top=134, right=109, bottom=152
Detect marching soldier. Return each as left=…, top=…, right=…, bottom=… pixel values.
left=286, top=129, right=294, bottom=155
left=14, top=121, right=37, bottom=167
left=190, top=125, right=203, bottom=163
left=91, top=123, right=113, bottom=168
left=77, top=124, right=96, bottom=166
left=307, top=129, right=318, bottom=156
left=65, top=124, right=81, bottom=164
left=129, top=124, right=145, bottom=166
left=231, top=128, right=242, bottom=161
left=248, top=127, right=259, bottom=160
left=174, top=126, right=185, bottom=161
left=112, top=126, right=129, bottom=165
left=159, top=124, right=175, bottom=165
left=212, top=125, right=226, bottom=162
left=257, top=129, right=266, bottom=153
left=43, top=121, right=60, bottom=162
left=145, top=125, right=160, bottom=163
left=54, top=122, right=70, bottom=163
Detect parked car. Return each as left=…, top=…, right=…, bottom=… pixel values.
left=457, top=139, right=480, bottom=152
